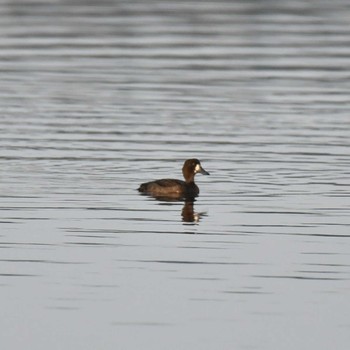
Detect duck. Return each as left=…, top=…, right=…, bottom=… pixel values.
left=138, top=159, right=209, bottom=199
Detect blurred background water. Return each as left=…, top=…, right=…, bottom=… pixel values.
left=0, top=1, right=350, bottom=349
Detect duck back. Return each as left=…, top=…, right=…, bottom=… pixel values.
left=138, top=179, right=199, bottom=198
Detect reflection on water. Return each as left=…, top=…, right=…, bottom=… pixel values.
left=181, top=200, right=203, bottom=224
left=140, top=195, right=206, bottom=224
left=1, top=0, right=350, bottom=350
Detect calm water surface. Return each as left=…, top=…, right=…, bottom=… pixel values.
left=1, top=1, right=350, bottom=349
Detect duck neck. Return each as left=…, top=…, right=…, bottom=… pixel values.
left=184, top=174, right=195, bottom=184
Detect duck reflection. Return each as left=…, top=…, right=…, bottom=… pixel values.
left=142, top=194, right=206, bottom=223
left=181, top=199, right=201, bottom=223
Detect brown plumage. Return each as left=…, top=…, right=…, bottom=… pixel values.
left=138, top=159, right=209, bottom=199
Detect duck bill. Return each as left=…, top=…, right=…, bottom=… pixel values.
left=199, top=167, right=209, bottom=175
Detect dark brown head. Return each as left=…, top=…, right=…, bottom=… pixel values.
left=182, top=159, right=209, bottom=183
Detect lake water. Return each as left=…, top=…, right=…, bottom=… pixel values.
left=1, top=1, right=350, bottom=349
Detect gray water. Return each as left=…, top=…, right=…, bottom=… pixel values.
left=1, top=1, right=350, bottom=349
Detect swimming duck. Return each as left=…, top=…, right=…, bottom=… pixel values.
left=138, top=159, right=209, bottom=199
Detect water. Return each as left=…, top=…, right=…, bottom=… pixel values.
left=1, top=1, right=350, bottom=349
